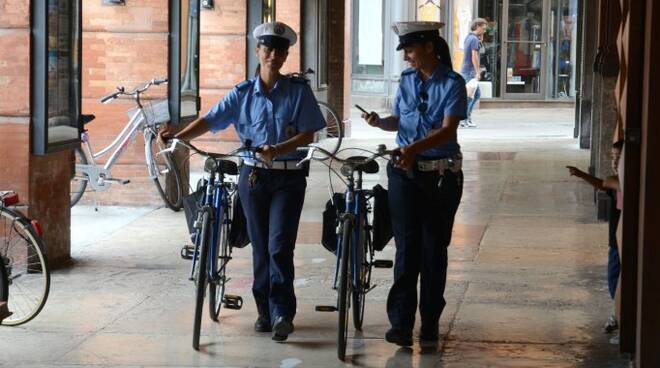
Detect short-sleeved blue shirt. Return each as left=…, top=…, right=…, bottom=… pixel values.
left=461, top=33, right=481, bottom=75
left=203, top=75, right=326, bottom=161
left=392, top=64, right=467, bottom=158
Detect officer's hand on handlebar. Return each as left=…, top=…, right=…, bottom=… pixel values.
left=394, top=146, right=417, bottom=170
left=361, top=111, right=381, bottom=127
left=258, top=145, right=277, bottom=164
left=158, top=122, right=175, bottom=144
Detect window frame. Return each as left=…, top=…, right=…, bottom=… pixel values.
left=168, top=0, right=202, bottom=125
left=30, top=0, right=83, bottom=155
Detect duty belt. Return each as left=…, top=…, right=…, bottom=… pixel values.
left=416, top=156, right=462, bottom=173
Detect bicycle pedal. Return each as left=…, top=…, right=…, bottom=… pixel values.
left=373, top=259, right=393, bottom=268
left=223, top=294, right=243, bottom=310
left=106, top=177, right=131, bottom=185
left=315, top=305, right=338, bottom=312
left=180, top=244, right=195, bottom=260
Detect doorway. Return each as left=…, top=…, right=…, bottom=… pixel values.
left=500, top=0, right=549, bottom=99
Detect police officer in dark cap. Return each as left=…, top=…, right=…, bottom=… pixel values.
left=161, top=21, right=325, bottom=342
left=361, top=21, right=467, bottom=347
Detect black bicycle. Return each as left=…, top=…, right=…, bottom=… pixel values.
left=0, top=256, right=9, bottom=323
left=298, top=144, right=395, bottom=360
left=164, top=138, right=261, bottom=350
left=0, top=191, right=50, bottom=326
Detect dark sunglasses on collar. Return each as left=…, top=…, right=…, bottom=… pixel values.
left=418, top=91, right=428, bottom=113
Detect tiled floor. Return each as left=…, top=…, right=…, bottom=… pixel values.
left=1, top=108, right=630, bottom=367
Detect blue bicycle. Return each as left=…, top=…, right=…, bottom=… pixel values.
left=165, top=139, right=258, bottom=350
left=298, top=144, right=396, bottom=361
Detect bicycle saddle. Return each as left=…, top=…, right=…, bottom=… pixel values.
left=204, top=158, right=238, bottom=175
left=342, top=156, right=379, bottom=175
left=81, top=114, right=96, bottom=125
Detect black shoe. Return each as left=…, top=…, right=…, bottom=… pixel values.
left=254, top=316, right=271, bottom=333
left=419, top=326, right=439, bottom=341
left=272, top=316, right=294, bottom=342
left=385, top=328, right=413, bottom=347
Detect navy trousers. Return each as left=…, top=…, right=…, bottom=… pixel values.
left=386, top=164, right=463, bottom=331
left=238, top=166, right=306, bottom=322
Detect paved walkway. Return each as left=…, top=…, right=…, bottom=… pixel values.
left=1, top=109, right=629, bottom=367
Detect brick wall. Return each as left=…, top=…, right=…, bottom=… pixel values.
left=0, top=0, right=30, bottom=197
left=0, top=0, right=72, bottom=266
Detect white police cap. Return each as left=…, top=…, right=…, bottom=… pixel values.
left=252, top=21, right=297, bottom=50
left=391, top=21, right=445, bottom=50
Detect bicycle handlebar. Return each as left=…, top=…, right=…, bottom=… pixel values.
left=161, top=138, right=265, bottom=164
left=100, top=78, right=168, bottom=104
left=297, top=144, right=399, bottom=170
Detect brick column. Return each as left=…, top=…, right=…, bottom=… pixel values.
left=0, top=0, right=72, bottom=267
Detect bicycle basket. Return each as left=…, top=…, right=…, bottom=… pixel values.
left=371, top=184, right=393, bottom=251
left=228, top=193, right=250, bottom=249
left=128, top=99, right=170, bottom=127
left=321, top=192, right=345, bottom=254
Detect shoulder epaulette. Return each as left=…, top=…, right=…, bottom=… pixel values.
left=401, top=68, right=415, bottom=76
left=235, top=80, right=253, bottom=90
left=289, top=75, right=308, bottom=84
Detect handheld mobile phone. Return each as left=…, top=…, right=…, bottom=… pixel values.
left=354, top=104, right=369, bottom=115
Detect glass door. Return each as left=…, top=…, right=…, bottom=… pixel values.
left=501, top=0, right=549, bottom=99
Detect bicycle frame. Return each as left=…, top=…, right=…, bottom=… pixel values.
left=189, top=170, right=233, bottom=283
left=81, top=107, right=153, bottom=169
left=333, top=170, right=371, bottom=294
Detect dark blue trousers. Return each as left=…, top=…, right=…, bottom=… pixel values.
left=238, top=166, right=306, bottom=322
left=386, top=164, right=463, bottom=331
left=608, top=245, right=620, bottom=299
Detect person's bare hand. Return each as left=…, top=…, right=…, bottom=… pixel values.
left=566, top=166, right=584, bottom=177
left=259, top=145, right=278, bottom=163
left=395, top=146, right=418, bottom=170
left=361, top=111, right=380, bottom=127
left=158, top=122, right=175, bottom=144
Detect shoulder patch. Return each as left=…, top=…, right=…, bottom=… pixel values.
left=401, top=68, right=415, bottom=76
left=447, top=71, right=459, bottom=79
left=235, top=80, right=252, bottom=91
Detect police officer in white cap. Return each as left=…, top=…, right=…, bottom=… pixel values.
left=160, top=21, right=326, bottom=342
left=361, top=21, right=467, bottom=347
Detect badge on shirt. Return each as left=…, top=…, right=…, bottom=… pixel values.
left=285, top=122, right=297, bottom=139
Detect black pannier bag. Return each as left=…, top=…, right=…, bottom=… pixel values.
left=228, top=193, right=250, bottom=248
left=182, top=187, right=205, bottom=235
left=371, top=184, right=393, bottom=251
left=321, top=192, right=345, bottom=253
left=182, top=186, right=250, bottom=249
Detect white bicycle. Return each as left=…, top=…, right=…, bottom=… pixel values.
left=70, top=78, right=184, bottom=210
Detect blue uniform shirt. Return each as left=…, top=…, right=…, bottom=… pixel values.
left=392, top=64, right=467, bottom=158
left=203, top=75, right=326, bottom=160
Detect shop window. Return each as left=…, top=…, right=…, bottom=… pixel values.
left=416, top=0, right=449, bottom=39
left=302, top=0, right=328, bottom=89
left=31, top=0, right=83, bottom=155
left=478, top=0, right=503, bottom=98
left=550, top=0, right=578, bottom=98
left=169, top=0, right=201, bottom=125
left=352, top=0, right=385, bottom=93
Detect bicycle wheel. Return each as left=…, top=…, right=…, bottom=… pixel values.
left=146, top=133, right=183, bottom=211
left=337, top=217, right=352, bottom=361
left=192, top=209, right=211, bottom=350
left=317, top=101, right=343, bottom=157
left=352, top=212, right=369, bottom=331
left=208, top=213, right=229, bottom=322
left=0, top=207, right=50, bottom=326
left=70, top=148, right=88, bottom=207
